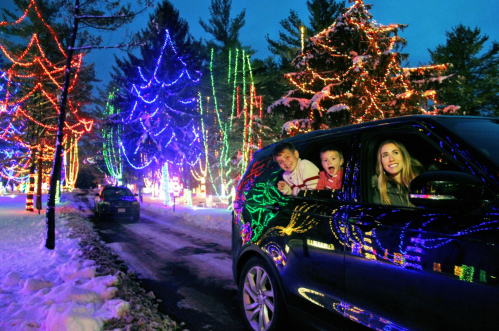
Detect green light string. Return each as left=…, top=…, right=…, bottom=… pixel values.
left=229, top=49, right=239, bottom=134
left=199, top=92, right=220, bottom=196
left=227, top=49, right=231, bottom=84
left=210, top=48, right=227, bottom=194
left=102, top=90, right=122, bottom=182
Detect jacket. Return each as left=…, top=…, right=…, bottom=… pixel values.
left=280, top=159, right=320, bottom=196
left=372, top=177, right=410, bottom=207
left=316, top=169, right=343, bottom=190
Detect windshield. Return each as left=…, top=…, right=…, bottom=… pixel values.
left=102, top=188, right=133, bottom=197
left=439, top=118, right=499, bottom=166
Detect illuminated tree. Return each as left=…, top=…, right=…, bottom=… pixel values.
left=110, top=0, right=203, bottom=198
left=0, top=0, right=94, bottom=210
left=102, top=89, right=123, bottom=185
left=199, top=48, right=272, bottom=198
left=268, top=0, right=448, bottom=137
left=112, top=28, right=202, bottom=188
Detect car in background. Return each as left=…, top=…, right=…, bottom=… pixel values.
left=232, top=115, right=499, bottom=331
left=94, top=186, right=140, bottom=221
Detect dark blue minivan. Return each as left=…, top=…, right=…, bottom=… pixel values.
left=232, top=115, right=499, bottom=331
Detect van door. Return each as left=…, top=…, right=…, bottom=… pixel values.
left=343, top=127, right=499, bottom=331
left=275, top=135, right=358, bottom=328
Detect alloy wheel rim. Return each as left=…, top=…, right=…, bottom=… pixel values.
left=243, top=266, right=275, bottom=331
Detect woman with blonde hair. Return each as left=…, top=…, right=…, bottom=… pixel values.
left=373, top=139, right=424, bottom=206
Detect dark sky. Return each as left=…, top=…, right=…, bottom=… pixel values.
left=2, top=0, right=499, bottom=91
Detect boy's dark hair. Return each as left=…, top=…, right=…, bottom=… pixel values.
left=320, top=145, right=343, bottom=159
left=273, top=142, right=296, bottom=160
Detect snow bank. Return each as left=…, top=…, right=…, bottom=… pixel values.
left=140, top=197, right=232, bottom=238
left=0, top=196, right=129, bottom=331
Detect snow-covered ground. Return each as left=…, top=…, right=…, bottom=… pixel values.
left=0, top=193, right=131, bottom=331
left=0, top=190, right=235, bottom=331
left=125, top=193, right=232, bottom=238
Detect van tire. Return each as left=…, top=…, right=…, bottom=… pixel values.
left=238, top=256, right=285, bottom=331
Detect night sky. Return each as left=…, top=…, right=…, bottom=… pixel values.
left=2, top=0, right=499, bottom=90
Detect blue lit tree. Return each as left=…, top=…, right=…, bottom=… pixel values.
left=110, top=0, right=203, bottom=190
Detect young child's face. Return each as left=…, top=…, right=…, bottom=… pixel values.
left=321, top=150, right=344, bottom=176
left=275, top=149, right=300, bottom=172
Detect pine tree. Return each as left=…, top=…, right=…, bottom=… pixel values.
left=197, top=0, right=260, bottom=195
left=110, top=0, right=203, bottom=192
left=308, top=0, right=346, bottom=33
left=0, top=0, right=95, bottom=206
left=260, top=0, right=345, bottom=109
left=429, top=24, right=499, bottom=116
left=268, top=0, right=448, bottom=137
left=199, top=0, right=246, bottom=51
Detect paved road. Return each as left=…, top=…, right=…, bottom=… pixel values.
left=77, top=193, right=245, bottom=331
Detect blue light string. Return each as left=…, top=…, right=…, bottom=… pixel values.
left=120, top=142, right=157, bottom=169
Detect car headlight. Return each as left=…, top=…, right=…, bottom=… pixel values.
left=131, top=201, right=139, bottom=205
left=102, top=201, right=111, bottom=205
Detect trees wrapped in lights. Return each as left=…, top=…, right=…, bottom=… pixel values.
left=110, top=1, right=203, bottom=196
left=268, top=0, right=448, bottom=137
left=0, top=0, right=94, bottom=209
left=102, top=89, right=123, bottom=185
left=200, top=48, right=271, bottom=197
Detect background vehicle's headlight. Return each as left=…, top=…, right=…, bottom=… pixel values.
left=132, top=201, right=139, bottom=205
left=102, top=201, right=111, bottom=205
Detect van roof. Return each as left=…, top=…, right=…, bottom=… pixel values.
left=258, top=115, right=493, bottom=156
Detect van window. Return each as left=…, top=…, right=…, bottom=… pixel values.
left=365, top=132, right=462, bottom=205
left=273, top=136, right=352, bottom=200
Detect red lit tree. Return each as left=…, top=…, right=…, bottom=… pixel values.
left=0, top=0, right=93, bottom=210
left=268, top=0, right=448, bottom=137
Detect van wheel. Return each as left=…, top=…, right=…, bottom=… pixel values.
left=239, top=256, right=285, bottom=331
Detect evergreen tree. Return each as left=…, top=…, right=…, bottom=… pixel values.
left=199, top=0, right=246, bottom=51
left=308, top=0, right=346, bottom=33
left=266, top=0, right=345, bottom=63
left=0, top=0, right=95, bottom=202
left=266, top=10, right=306, bottom=63
left=110, top=0, right=203, bottom=190
left=429, top=24, right=499, bottom=116
left=261, top=0, right=345, bottom=107
left=268, top=0, right=448, bottom=137
left=198, top=0, right=261, bottom=195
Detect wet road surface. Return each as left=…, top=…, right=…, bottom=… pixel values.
left=79, top=194, right=245, bottom=331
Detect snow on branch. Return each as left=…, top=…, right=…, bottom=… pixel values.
left=267, top=90, right=310, bottom=113
left=282, top=119, right=311, bottom=135
left=327, top=104, right=349, bottom=113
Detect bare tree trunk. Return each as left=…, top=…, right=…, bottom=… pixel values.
left=45, top=0, right=79, bottom=249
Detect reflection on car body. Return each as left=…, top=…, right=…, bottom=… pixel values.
left=232, top=115, right=499, bottom=331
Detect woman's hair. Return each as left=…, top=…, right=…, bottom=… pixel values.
left=375, top=139, right=423, bottom=205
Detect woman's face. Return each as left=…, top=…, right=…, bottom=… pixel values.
left=380, top=143, right=404, bottom=180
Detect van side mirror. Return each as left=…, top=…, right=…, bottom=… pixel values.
left=409, top=171, right=493, bottom=210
